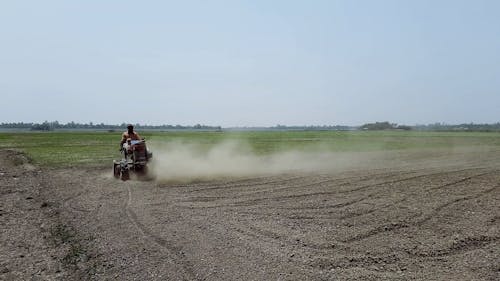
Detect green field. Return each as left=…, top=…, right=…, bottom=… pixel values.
left=1, top=130, right=499, bottom=168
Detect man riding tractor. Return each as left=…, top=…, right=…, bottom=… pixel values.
left=121, top=124, right=142, bottom=152
left=114, top=124, right=152, bottom=180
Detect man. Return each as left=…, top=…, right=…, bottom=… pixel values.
left=120, top=124, right=142, bottom=151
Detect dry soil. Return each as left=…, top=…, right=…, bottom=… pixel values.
left=1, top=148, right=499, bottom=280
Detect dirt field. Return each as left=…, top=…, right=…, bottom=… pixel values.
left=1, top=148, right=499, bottom=280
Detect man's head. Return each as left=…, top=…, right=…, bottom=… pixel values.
left=127, top=124, right=133, bottom=133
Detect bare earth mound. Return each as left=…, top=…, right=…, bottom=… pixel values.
left=1, top=148, right=499, bottom=280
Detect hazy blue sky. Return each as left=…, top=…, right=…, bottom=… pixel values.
left=1, top=0, right=499, bottom=126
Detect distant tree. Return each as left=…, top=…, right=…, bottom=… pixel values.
left=360, top=122, right=397, bottom=130
left=396, top=125, right=412, bottom=131
left=31, top=121, right=52, bottom=131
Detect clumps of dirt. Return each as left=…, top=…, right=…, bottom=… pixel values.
left=38, top=196, right=103, bottom=278
left=3, top=149, right=36, bottom=171
left=49, top=224, right=93, bottom=268
left=4, top=149, right=31, bottom=165
left=34, top=207, right=102, bottom=279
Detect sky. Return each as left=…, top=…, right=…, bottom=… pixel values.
left=1, top=0, right=499, bottom=127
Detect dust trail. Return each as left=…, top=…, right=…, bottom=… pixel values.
left=149, top=141, right=385, bottom=183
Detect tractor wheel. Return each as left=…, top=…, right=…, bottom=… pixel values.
left=136, top=165, right=148, bottom=177
left=113, top=164, right=121, bottom=179
left=120, top=169, right=130, bottom=181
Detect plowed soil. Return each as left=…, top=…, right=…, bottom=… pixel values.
left=1, top=148, right=499, bottom=280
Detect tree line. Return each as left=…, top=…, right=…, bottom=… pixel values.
left=412, top=122, right=500, bottom=132
left=0, top=121, right=222, bottom=131
left=359, top=122, right=500, bottom=132
left=1, top=121, right=499, bottom=132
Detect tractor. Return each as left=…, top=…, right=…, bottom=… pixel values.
left=113, top=139, right=152, bottom=181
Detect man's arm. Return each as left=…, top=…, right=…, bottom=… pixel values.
left=120, top=133, right=128, bottom=146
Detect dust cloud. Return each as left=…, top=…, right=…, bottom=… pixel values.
left=149, top=141, right=384, bottom=183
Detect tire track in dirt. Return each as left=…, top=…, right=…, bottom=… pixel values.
left=230, top=170, right=498, bottom=254
left=184, top=175, right=310, bottom=193
left=181, top=169, right=408, bottom=193
left=178, top=175, right=319, bottom=204
left=309, top=253, right=403, bottom=271
left=124, top=186, right=198, bottom=280
left=279, top=169, right=495, bottom=220
left=61, top=191, right=94, bottom=213
left=414, top=185, right=499, bottom=226
left=187, top=168, right=484, bottom=210
left=236, top=170, right=422, bottom=199
left=176, top=168, right=498, bottom=258
left=280, top=196, right=370, bottom=211
left=177, top=171, right=397, bottom=210
left=428, top=170, right=497, bottom=190
left=337, top=168, right=486, bottom=195
left=409, top=235, right=499, bottom=258
left=225, top=216, right=402, bottom=270
left=343, top=185, right=499, bottom=243
left=309, top=235, right=499, bottom=271
left=177, top=177, right=341, bottom=209
left=337, top=199, right=408, bottom=220
left=227, top=220, right=335, bottom=255
left=182, top=169, right=420, bottom=199
left=487, top=216, right=500, bottom=226
left=343, top=223, right=411, bottom=243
